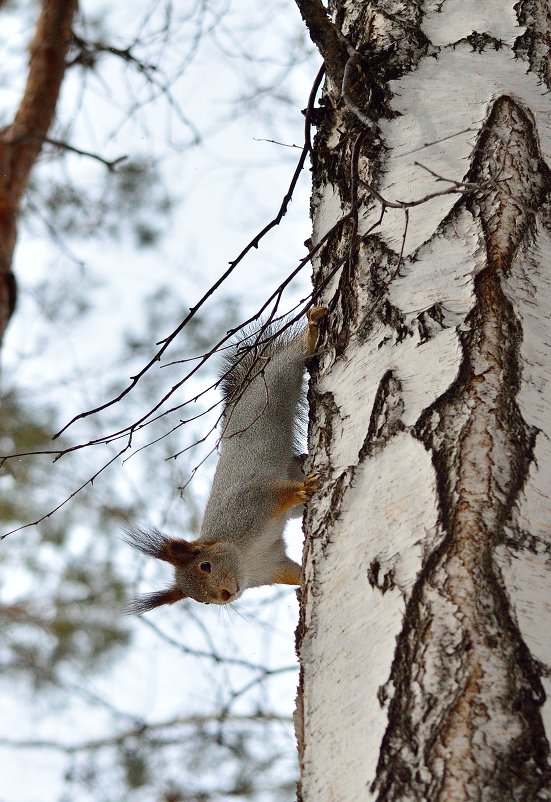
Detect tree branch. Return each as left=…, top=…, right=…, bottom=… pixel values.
left=0, top=712, right=293, bottom=754
left=25, top=135, right=127, bottom=171
left=294, top=0, right=349, bottom=88
left=53, top=64, right=325, bottom=438
left=69, top=31, right=157, bottom=73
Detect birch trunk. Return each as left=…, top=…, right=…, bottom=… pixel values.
left=296, top=2, right=551, bottom=799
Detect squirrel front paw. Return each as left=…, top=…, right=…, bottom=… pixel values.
left=306, top=306, right=328, bottom=354
left=307, top=306, right=328, bottom=325
left=299, top=473, right=319, bottom=501
left=273, top=474, right=320, bottom=515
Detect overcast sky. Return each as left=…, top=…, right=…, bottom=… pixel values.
left=0, top=2, right=320, bottom=800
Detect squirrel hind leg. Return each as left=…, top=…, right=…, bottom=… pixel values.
left=270, top=557, right=301, bottom=586
left=305, top=306, right=328, bottom=354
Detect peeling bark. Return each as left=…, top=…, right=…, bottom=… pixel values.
left=296, top=1, right=551, bottom=800
left=0, top=0, right=77, bottom=344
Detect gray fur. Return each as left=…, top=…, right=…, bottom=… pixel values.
left=200, top=321, right=309, bottom=549
left=126, top=313, right=320, bottom=609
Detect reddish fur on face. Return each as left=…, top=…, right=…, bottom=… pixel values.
left=163, top=539, right=199, bottom=566
left=125, top=530, right=237, bottom=610
left=124, top=527, right=199, bottom=567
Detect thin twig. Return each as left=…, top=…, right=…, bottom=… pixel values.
left=54, top=64, right=325, bottom=439
left=39, top=135, right=127, bottom=171
left=252, top=138, right=302, bottom=149
left=8, top=134, right=127, bottom=171
left=139, top=616, right=296, bottom=672
left=398, top=128, right=476, bottom=158
left=0, top=712, right=292, bottom=754
left=342, top=50, right=375, bottom=129
left=0, top=446, right=129, bottom=539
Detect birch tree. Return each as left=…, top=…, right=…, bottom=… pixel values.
left=294, top=1, right=551, bottom=799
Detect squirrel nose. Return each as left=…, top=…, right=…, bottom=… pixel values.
left=220, top=578, right=240, bottom=602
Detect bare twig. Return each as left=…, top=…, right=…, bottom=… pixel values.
left=0, top=712, right=293, bottom=754
left=342, top=50, right=375, bottom=129
left=0, top=446, right=129, bottom=539
left=398, top=128, right=477, bottom=158
left=139, top=616, right=296, bottom=672
left=359, top=173, right=476, bottom=210
left=253, top=137, right=303, bottom=149
left=54, top=64, right=325, bottom=439
left=69, top=31, right=158, bottom=73
left=30, top=135, right=127, bottom=171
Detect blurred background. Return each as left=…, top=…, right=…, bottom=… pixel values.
left=0, top=2, right=320, bottom=799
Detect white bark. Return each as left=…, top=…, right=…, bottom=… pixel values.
left=296, top=1, right=551, bottom=800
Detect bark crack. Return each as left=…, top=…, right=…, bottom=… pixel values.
left=371, top=95, right=551, bottom=802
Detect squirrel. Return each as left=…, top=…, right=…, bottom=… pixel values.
left=125, top=305, right=327, bottom=611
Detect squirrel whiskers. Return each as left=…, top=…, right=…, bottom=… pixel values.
left=126, top=306, right=327, bottom=610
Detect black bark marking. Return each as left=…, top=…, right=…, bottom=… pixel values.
left=417, top=304, right=446, bottom=343
left=514, top=1, right=551, bottom=90
left=360, top=370, right=404, bottom=459
left=367, top=557, right=396, bottom=594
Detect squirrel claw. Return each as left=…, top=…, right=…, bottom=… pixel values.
left=300, top=473, right=319, bottom=499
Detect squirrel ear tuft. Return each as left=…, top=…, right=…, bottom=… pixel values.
left=123, top=526, right=199, bottom=567
left=125, top=586, right=185, bottom=615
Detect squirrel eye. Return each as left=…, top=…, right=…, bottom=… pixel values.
left=200, top=561, right=212, bottom=573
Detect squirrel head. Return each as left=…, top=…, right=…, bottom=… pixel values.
left=124, top=527, right=242, bottom=611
